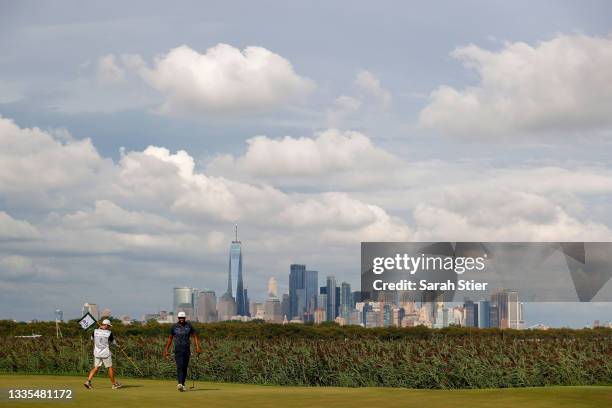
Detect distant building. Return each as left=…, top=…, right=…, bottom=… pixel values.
left=217, top=295, right=236, bottom=321
left=317, top=293, right=327, bottom=315
left=340, top=282, right=351, bottom=320
left=326, top=276, right=337, bottom=321
left=477, top=300, right=490, bottom=328
left=491, top=289, right=522, bottom=329
left=351, top=291, right=361, bottom=308
left=463, top=299, right=478, bottom=327
left=264, top=297, right=282, bottom=323
left=196, top=289, right=218, bottom=323
left=173, top=287, right=192, bottom=317
left=82, top=303, right=99, bottom=320
left=314, top=307, right=326, bottom=324
left=230, top=225, right=248, bottom=317
left=252, top=302, right=265, bottom=320
left=289, top=264, right=306, bottom=319
left=280, top=293, right=290, bottom=320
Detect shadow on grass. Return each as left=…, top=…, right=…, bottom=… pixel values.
left=188, top=388, right=221, bottom=392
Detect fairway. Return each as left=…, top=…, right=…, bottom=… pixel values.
left=1, top=375, right=610, bottom=408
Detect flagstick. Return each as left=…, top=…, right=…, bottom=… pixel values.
left=116, top=344, right=145, bottom=377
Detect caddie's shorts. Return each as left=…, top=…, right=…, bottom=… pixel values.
left=94, top=356, right=113, bottom=368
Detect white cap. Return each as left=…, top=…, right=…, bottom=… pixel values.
left=177, top=311, right=186, bottom=318
left=102, top=319, right=112, bottom=326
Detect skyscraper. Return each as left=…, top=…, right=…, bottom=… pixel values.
left=173, top=287, right=192, bottom=317
left=289, top=264, right=306, bottom=319
left=326, top=275, right=337, bottom=321
left=305, top=270, right=318, bottom=321
left=82, top=303, right=99, bottom=320
left=230, top=225, right=248, bottom=316
left=491, top=290, right=522, bottom=329
left=281, top=293, right=290, bottom=319
left=477, top=300, right=490, bottom=328
left=196, top=289, right=218, bottom=323
left=463, top=298, right=478, bottom=327
left=340, top=282, right=352, bottom=319
left=264, top=296, right=282, bottom=323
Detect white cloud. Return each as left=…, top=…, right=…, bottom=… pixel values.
left=326, top=70, right=392, bottom=127
left=326, top=95, right=362, bottom=126
left=96, top=54, right=125, bottom=83
left=0, top=212, right=39, bottom=241
left=412, top=189, right=612, bottom=241
left=419, top=33, right=612, bottom=136
left=0, top=117, right=110, bottom=204
left=132, top=43, right=316, bottom=115
left=354, top=70, right=391, bottom=107
left=207, top=129, right=398, bottom=178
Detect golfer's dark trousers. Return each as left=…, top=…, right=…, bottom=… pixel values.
left=175, top=351, right=190, bottom=385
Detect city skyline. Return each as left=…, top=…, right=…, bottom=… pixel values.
left=2, top=226, right=612, bottom=328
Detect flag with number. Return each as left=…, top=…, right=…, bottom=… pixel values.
left=78, top=312, right=97, bottom=330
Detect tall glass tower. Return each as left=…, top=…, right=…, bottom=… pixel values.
left=231, top=225, right=247, bottom=316
left=326, top=275, right=337, bottom=321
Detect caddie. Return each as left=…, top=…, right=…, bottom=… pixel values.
left=84, top=319, right=122, bottom=390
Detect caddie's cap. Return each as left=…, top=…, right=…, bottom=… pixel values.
left=102, top=319, right=112, bottom=326
left=177, top=312, right=186, bottom=318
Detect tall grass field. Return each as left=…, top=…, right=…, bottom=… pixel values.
left=1, top=321, right=610, bottom=389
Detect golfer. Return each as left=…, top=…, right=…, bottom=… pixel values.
left=84, top=319, right=122, bottom=389
left=163, top=311, right=202, bottom=391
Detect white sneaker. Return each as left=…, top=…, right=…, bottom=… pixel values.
left=112, top=383, right=123, bottom=390
left=177, top=384, right=184, bottom=392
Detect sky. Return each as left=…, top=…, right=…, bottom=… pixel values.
left=1, top=1, right=611, bottom=327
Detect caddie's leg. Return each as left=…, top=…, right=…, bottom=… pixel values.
left=87, top=366, right=99, bottom=381
left=108, top=367, right=116, bottom=384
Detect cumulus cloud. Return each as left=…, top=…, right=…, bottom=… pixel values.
left=354, top=70, right=391, bottom=107
left=326, top=70, right=391, bottom=126
left=207, top=129, right=398, bottom=179
left=128, top=43, right=315, bottom=115
left=0, top=117, right=409, bottom=256
left=419, top=33, right=612, bottom=136
left=326, top=95, right=362, bottom=126
left=412, top=189, right=612, bottom=241
left=0, top=212, right=40, bottom=241
left=0, top=117, right=110, bottom=207
left=96, top=54, right=125, bottom=83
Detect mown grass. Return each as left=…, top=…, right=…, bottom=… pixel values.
left=1, top=374, right=611, bottom=408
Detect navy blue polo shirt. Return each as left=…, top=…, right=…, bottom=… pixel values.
left=170, top=322, right=197, bottom=353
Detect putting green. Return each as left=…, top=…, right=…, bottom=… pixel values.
left=0, top=375, right=610, bottom=408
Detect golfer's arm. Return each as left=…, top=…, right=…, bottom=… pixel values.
left=192, top=333, right=201, bottom=350
left=163, top=335, right=173, bottom=354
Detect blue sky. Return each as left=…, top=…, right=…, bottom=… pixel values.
left=0, top=1, right=611, bottom=326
